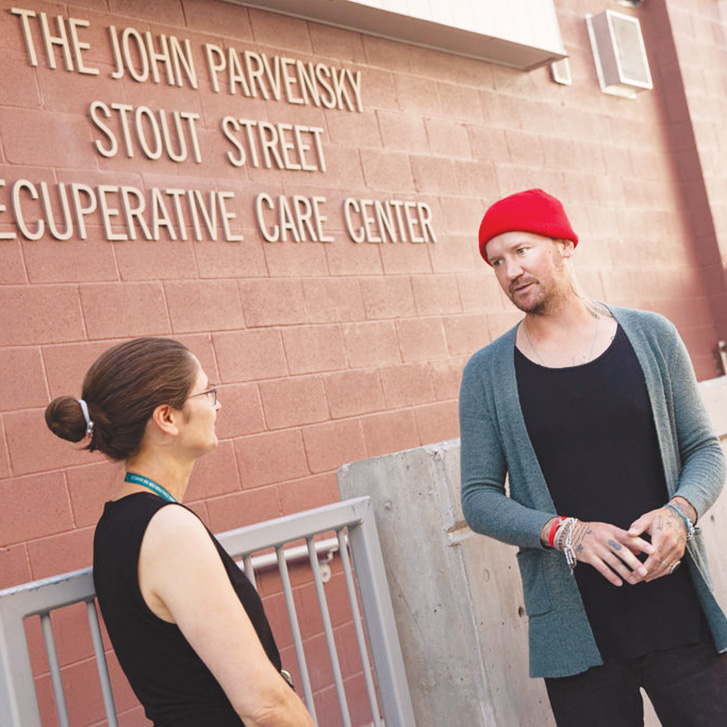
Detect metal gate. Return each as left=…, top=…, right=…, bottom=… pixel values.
left=0, top=496, right=414, bottom=727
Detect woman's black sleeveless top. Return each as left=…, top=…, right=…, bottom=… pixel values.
left=93, top=493, right=281, bottom=726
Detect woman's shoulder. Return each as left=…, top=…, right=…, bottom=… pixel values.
left=144, top=501, right=212, bottom=546
left=102, top=492, right=171, bottom=517
left=99, top=495, right=213, bottom=557
left=96, top=493, right=170, bottom=545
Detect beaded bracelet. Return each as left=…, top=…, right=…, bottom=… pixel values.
left=665, top=502, right=697, bottom=542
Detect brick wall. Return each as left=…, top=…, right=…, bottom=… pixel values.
left=2, top=0, right=727, bottom=724
left=648, top=0, right=727, bottom=336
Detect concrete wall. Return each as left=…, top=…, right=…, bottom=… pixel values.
left=338, top=375, right=727, bottom=727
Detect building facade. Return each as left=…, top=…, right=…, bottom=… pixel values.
left=2, top=0, right=727, bottom=724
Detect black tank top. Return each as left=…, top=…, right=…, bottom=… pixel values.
left=93, top=493, right=281, bottom=726
left=515, top=325, right=710, bottom=660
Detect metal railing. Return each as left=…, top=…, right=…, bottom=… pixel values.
left=0, top=496, right=415, bottom=727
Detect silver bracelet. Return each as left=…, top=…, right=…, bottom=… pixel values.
left=554, top=517, right=579, bottom=572
left=563, top=518, right=578, bottom=571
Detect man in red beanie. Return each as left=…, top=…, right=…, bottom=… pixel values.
left=459, top=189, right=727, bottom=726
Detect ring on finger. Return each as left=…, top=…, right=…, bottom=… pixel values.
left=669, top=560, right=681, bottom=575
left=660, top=559, right=671, bottom=569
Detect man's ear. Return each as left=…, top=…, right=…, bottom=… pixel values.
left=557, top=238, right=576, bottom=259
left=149, top=404, right=180, bottom=437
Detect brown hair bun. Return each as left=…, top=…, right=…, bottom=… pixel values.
left=44, top=338, right=198, bottom=461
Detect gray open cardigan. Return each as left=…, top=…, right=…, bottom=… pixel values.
left=459, top=306, right=727, bottom=678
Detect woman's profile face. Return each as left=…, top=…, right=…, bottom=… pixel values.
left=178, top=362, right=221, bottom=458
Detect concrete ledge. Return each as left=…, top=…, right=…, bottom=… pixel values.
left=223, top=0, right=566, bottom=70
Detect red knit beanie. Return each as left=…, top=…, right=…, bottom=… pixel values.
left=478, top=189, right=578, bottom=265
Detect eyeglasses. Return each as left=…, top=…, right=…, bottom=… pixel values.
left=188, top=385, right=217, bottom=405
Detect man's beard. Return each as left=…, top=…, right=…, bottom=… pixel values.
left=507, top=249, right=568, bottom=315
left=508, top=278, right=549, bottom=315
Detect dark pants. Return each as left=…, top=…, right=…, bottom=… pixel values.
left=545, top=643, right=727, bottom=727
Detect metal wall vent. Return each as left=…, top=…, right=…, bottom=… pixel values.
left=586, top=10, right=653, bottom=98
left=550, top=57, right=572, bottom=85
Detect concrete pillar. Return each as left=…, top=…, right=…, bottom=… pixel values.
left=338, top=439, right=551, bottom=726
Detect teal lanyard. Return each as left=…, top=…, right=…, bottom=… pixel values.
left=124, top=472, right=177, bottom=503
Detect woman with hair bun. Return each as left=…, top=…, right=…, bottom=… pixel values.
left=45, top=337, right=315, bottom=727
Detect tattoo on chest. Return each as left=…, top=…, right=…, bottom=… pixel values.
left=585, top=300, right=614, bottom=320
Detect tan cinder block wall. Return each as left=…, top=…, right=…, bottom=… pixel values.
left=2, top=0, right=727, bottom=724
left=338, top=376, right=727, bottom=727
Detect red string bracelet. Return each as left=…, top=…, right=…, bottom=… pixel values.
left=548, top=516, right=567, bottom=548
